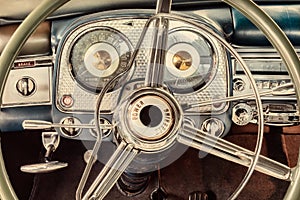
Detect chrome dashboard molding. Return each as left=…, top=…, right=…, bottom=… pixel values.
left=1, top=55, right=53, bottom=108
left=54, top=10, right=230, bottom=115
left=232, top=47, right=299, bottom=102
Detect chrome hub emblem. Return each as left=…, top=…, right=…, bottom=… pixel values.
left=116, top=88, right=182, bottom=152
left=128, top=95, right=174, bottom=140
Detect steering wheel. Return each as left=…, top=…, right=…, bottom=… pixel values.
left=1, top=0, right=300, bottom=200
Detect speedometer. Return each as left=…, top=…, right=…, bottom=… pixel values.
left=70, top=27, right=132, bottom=93
left=164, top=28, right=218, bottom=93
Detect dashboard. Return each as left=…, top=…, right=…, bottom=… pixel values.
left=0, top=1, right=299, bottom=140
left=51, top=11, right=229, bottom=140
left=1, top=1, right=300, bottom=200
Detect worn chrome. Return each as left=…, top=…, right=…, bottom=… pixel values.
left=232, top=103, right=254, bottom=126
left=201, top=118, right=225, bottom=137
left=89, top=118, right=113, bottom=138
left=20, top=161, right=68, bottom=174
left=153, top=13, right=264, bottom=199
left=233, top=78, right=246, bottom=92
left=178, top=124, right=292, bottom=181
left=21, top=131, right=68, bottom=173
left=16, top=77, right=36, bottom=96
left=0, top=0, right=299, bottom=199
left=184, top=82, right=295, bottom=110
left=116, top=87, right=183, bottom=152
left=76, top=11, right=263, bottom=200
left=2, top=66, right=52, bottom=107
left=22, top=120, right=113, bottom=130
left=42, top=132, right=60, bottom=151
left=82, top=141, right=138, bottom=200
left=13, top=56, right=53, bottom=68
left=56, top=15, right=228, bottom=115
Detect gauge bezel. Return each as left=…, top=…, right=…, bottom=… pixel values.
left=68, top=26, right=134, bottom=93
left=165, top=27, right=219, bottom=94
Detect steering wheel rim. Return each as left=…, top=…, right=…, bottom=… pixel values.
left=0, top=0, right=300, bottom=200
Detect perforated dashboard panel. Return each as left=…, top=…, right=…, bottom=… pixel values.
left=55, top=14, right=229, bottom=115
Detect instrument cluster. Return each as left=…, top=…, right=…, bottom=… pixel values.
left=55, top=13, right=229, bottom=116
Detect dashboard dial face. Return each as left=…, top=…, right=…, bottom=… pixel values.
left=70, top=27, right=132, bottom=93
left=165, top=28, right=217, bottom=93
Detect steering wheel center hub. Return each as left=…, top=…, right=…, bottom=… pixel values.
left=128, top=95, right=173, bottom=140
left=116, top=87, right=183, bottom=152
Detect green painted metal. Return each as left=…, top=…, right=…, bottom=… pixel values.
left=0, top=0, right=70, bottom=199
left=0, top=0, right=300, bottom=199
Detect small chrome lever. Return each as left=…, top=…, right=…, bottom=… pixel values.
left=20, top=161, right=68, bottom=174
left=20, top=132, right=68, bottom=173
left=271, top=82, right=295, bottom=96
left=22, top=120, right=113, bottom=130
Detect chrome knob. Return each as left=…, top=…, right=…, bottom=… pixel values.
left=20, top=161, right=68, bottom=174
left=233, top=78, right=245, bottom=92
left=201, top=118, right=225, bottom=137
left=60, top=117, right=81, bottom=137
left=16, top=77, right=36, bottom=96
left=232, top=103, right=253, bottom=126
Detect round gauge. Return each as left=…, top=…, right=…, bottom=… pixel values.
left=164, top=28, right=218, bottom=93
left=70, top=27, right=132, bottom=93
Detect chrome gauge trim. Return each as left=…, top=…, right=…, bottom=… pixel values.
left=83, top=43, right=119, bottom=78
left=165, top=27, right=219, bottom=94
left=56, top=17, right=148, bottom=114
left=69, top=26, right=133, bottom=93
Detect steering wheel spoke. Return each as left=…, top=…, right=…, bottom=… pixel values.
left=1, top=0, right=300, bottom=199
left=82, top=141, right=138, bottom=200
left=178, top=123, right=292, bottom=181
left=144, top=0, right=171, bottom=88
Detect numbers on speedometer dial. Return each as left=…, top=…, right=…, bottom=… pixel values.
left=70, top=27, right=133, bottom=93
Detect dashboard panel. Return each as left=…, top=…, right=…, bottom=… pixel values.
left=55, top=13, right=228, bottom=112
left=0, top=2, right=299, bottom=137
left=51, top=11, right=230, bottom=140
left=1, top=1, right=300, bottom=200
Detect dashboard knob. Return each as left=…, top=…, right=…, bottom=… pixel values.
left=233, top=78, right=245, bottom=92
left=16, top=77, right=36, bottom=96
left=60, top=117, right=81, bottom=137
left=201, top=118, right=225, bottom=137
left=232, top=103, right=253, bottom=126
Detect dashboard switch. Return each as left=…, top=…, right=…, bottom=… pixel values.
left=60, top=117, right=81, bottom=138
left=233, top=78, right=245, bottom=92
left=232, top=103, right=253, bottom=126
left=201, top=118, right=225, bottom=137
left=16, top=77, right=36, bottom=96
left=60, top=94, right=74, bottom=108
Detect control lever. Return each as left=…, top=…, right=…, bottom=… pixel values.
left=22, top=120, right=113, bottom=130
left=20, top=132, right=68, bottom=173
